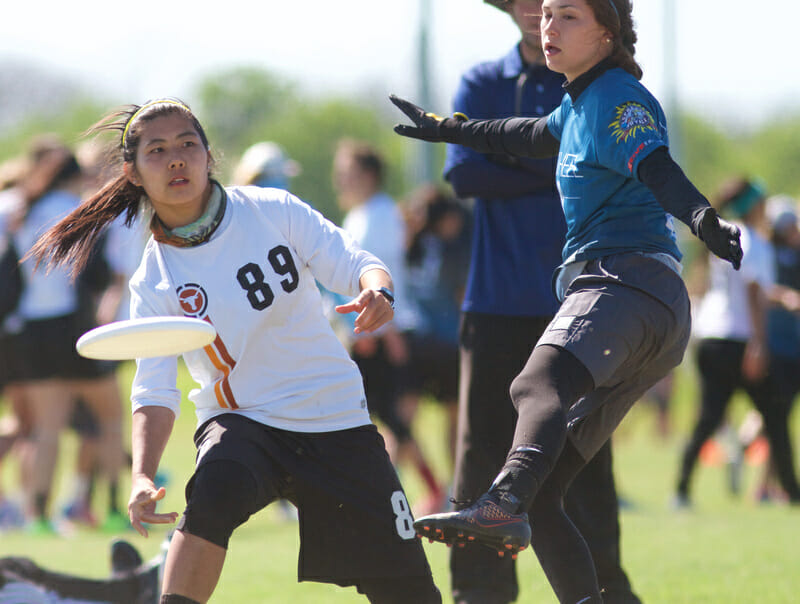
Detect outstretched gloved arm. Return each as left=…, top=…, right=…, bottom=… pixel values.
left=390, top=94, right=558, bottom=159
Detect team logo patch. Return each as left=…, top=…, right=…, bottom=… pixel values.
left=177, top=283, right=209, bottom=318
left=609, top=102, right=657, bottom=143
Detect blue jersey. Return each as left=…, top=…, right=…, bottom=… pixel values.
left=444, top=45, right=566, bottom=317
left=767, top=244, right=800, bottom=359
left=546, top=67, right=681, bottom=263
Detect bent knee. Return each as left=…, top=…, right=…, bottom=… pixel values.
left=179, top=460, right=260, bottom=548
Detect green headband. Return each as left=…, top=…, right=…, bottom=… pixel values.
left=122, top=99, right=190, bottom=148
left=727, top=180, right=767, bottom=218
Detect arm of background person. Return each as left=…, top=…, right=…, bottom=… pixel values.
left=742, top=280, right=769, bottom=381
left=447, top=159, right=556, bottom=199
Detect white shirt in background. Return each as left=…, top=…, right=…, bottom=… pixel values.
left=694, top=223, right=775, bottom=341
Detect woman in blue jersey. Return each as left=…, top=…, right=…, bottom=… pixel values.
left=29, top=100, right=441, bottom=604
left=392, top=1, right=742, bottom=602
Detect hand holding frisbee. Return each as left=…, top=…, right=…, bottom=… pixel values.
left=76, top=316, right=216, bottom=360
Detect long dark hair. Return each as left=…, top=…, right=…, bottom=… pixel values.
left=587, top=0, right=643, bottom=80
left=19, top=136, right=82, bottom=214
left=28, top=99, right=213, bottom=277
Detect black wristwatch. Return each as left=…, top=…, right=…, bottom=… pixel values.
left=376, top=286, right=395, bottom=310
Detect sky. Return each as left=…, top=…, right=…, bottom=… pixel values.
left=0, top=0, right=797, bottom=130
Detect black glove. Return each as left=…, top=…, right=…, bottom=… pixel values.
left=390, top=94, right=468, bottom=143
left=693, top=207, right=743, bottom=270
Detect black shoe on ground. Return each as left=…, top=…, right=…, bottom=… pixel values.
left=110, top=539, right=143, bottom=576
left=413, top=493, right=531, bottom=557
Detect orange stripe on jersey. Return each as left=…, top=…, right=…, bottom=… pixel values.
left=204, top=343, right=230, bottom=409
left=211, top=326, right=237, bottom=368
left=202, top=317, right=239, bottom=410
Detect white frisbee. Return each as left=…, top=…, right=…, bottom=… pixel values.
left=76, top=316, right=217, bottom=360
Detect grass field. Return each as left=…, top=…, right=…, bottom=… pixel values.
left=1, top=356, right=799, bottom=603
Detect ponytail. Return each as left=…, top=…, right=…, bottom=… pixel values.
left=27, top=172, right=141, bottom=279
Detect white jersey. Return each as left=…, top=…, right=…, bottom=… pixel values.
left=341, top=191, right=419, bottom=332
left=130, top=186, right=387, bottom=433
left=104, top=214, right=149, bottom=321
left=694, top=223, right=775, bottom=341
left=14, top=190, right=80, bottom=320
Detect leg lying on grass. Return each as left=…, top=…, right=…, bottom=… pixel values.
left=0, top=537, right=162, bottom=604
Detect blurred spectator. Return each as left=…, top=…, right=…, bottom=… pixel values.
left=675, top=178, right=800, bottom=508
left=5, top=136, right=126, bottom=533
left=58, top=140, right=145, bottom=531
left=232, top=141, right=300, bottom=190
left=403, top=184, right=470, bottom=466
left=0, top=155, right=30, bottom=531
left=755, top=194, right=800, bottom=503
left=332, top=138, right=445, bottom=511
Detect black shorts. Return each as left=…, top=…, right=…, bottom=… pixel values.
left=538, top=253, right=691, bottom=459
left=69, top=398, right=100, bottom=437
left=13, top=313, right=115, bottom=382
left=0, top=332, right=17, bottom=387
left=402, top=332, right=459, bottom=403
left=351, top=340, right=412, bottom=441
left=186, top=414, right=433, bottom=585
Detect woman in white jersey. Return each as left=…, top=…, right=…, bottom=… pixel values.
left=29, top=99, right=441, bottom=604
left=8, top=137, right=125, bottom=534
left=676, top=178, right=800, bottom=506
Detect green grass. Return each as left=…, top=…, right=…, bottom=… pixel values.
left=2, top=359, right=800, bottom=602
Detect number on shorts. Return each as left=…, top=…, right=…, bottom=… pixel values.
left=390, top=491, right=415, bottom=540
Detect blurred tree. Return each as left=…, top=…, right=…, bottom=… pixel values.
left=1, top=61, right=798, bottom=226
left=193, top=68, right=413, bottom=223
left=193, top=66, right=299, bottom=154
left=749, top=120, right=800, bottom=196
left=677, top=112, right=800, bottom=201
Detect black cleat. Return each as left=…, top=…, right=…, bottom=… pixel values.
left=413, top=493, right=531, bottom=555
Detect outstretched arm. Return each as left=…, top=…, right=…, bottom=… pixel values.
left=638, top=147, right=743, bottom=270
left=390, top=95, right=559, bottom=159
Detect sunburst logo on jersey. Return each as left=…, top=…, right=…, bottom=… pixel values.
left=609, top=102, right=657, bottom=143
left=176, top=283, right=208, bottom=318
